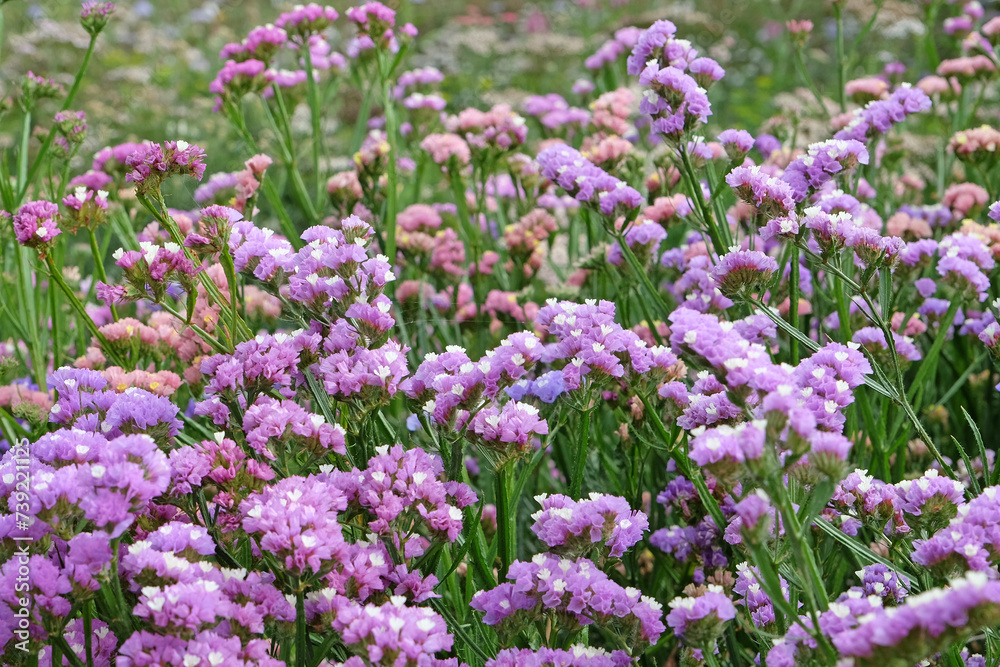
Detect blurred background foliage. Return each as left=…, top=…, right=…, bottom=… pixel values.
left=0, top=0, right=938, bottom=192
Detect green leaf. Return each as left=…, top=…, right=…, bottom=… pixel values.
left=951, top=435, right=980, bottom=496
left=813, top=517, right=918, bottom=589
left=960, top=406, right=990, bottom=487
left=798, top=479, right=835, bottom=528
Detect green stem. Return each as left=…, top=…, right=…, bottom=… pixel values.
left=219, top=248, right=243, bottom=346
left=83, top=601, right=94, bottom=667
left=613, top=228, right=672, bottom=321
left=49, top=270, right=61, bottom=368
left=792, top=47, right=829, bottom=114
left=45, top=256, right=123, bottom=366
left=790, top=245, right=800, bottom=364
left=679, top=146, right=730, bottom=254
left=924, top=1, right=941, bottom=71
left=89, top=229, right=117, bottom=321
left=224, top=98, right=303, bottom=245
left=907, top=298, right=962, bottom=407
left=380, top=53, right=400, bottom=263
left=834, top=4, right=847, bottom=113
left=300, top=42, right=324, bottom=209
left=13, top=245, right=46, bottom=389
left=17, top=110, right=30, bottom=190
left=259, top=89, right=321, bottom=225
left=495, top=465, right=516, bottom=579
left=447, top=163, right=475, bottom=245
left=295, top=589, right=307, bottom=667
left=50, top=637, right=86, bottom=667
left=570, top=395, right=593, bottom=500
left=19, top=35, right=98, bottom=203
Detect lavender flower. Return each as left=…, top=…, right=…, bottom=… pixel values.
left=711, top=248, right=778, bottom=296
left=125, top=141, right=207, bottom=195
left=666, top=585, right=736, bottom=648
left=537, top=144, right=643, bottom=216
left=530, top=493, right=649, bottom=559
left=725, top=165, right=796, bottom=219
left=11, top=200, right=61, bottom=253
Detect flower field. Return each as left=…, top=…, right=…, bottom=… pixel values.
left=4, top=1, right=1000, bottom=665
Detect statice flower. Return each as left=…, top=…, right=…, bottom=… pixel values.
left=61, top=185, right=109, bottom=232
left=80, top=2, right=115, bottom=36
left=725, top=165, right=796, bottom=219
left=637, top=63, right=712, bottom=140
left=134, top=579, right=234, bottom=637
left=626, top=20, right=680, bottom=75
left=857, top=564, right=909, bottom=604
left=420, top=133, right=472, bottom=166
left=402, top=346, right=484, bottom=425
left=331, top=595, right=454, bottom=666
left=717, top=129, right=754, bottom=161
left=688, top=421, right=766, bottom=482
left=102, top=241, right=201, bottom=305
left=447, top=104, right=528, bottom=154
left=711, top=248, right=778, bottom=297
left=275, top=3, right=338, bottom=39
left=937, top=232, right=995, bottom=302
left=125, top=140, right=207, bottom=195
left=32, top=432, right=170, bottom=538
left=781, top=139, right=870, bottom=202
left=537, top=144, right=643, bottom=216
left=471, top=554, right=665, bottom=651
left=852, top=326, right=922, bottom=366
left=243, top=396, right=348, bottom=460
left=11, top=200, right=61, bottom=254
left=911, top=486, right=1000, bottom=575
left=733, top=562, right=788, bottom=628
left=354, top=445, right=477, bottom=542
left=832, top=468, right=904, bottom=534
left=487, top=647, right=632, bottom=667
left=893, top=468, right=966, bottom=533
left=832, top=572, right=1000, bottom=666
left=468, top=401, right=549, bottom=468
left=833, top=85, right=932, bottom=143
left=530, top=493, right=648, bottom=559
left=241, top=475, right=348, bottom=576
left=666, top=585, right=736, bottom=649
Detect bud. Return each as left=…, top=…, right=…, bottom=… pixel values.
left=61, top=186, right=109, bottom=232
left=80, top=2, right=116, bottom=36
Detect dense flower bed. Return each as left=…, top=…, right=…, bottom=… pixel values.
left=3, top=1, right=1000, bottom=666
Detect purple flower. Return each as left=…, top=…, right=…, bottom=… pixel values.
left=717, top=129, right=754, bottom=161
left=857, top=564, right=909, bottom=604
left=11, top=200, right=61, bottom=252
left=834, top=85, right=932, bottom=142
left=688, top=421, right=766, bottom=480
left=472, top=554, right=665, bottom=650
left=275, top=3, right=339, bottom=38
left=531, top=493, right=649, bottom=559
left=537, top=144, right=643, bottom=216
left=240, top=475, right=349, bottom=576
left=733, top=562, right=788, bottom=628
left=781, top=139, right=870, bottom=202
left=469, top=401, right=549, bottom=468
left=487, top=646, right=633, bottom=667
left=725, top=165, right=796, bottom=218
left=666, top=586, right=736, bottom=647
left=711, top=248, right=778, bottom=296
left=832, top=572, right=1000, bottom=663
left=627, top=20, right=679, bottom=75
left=125, top=140, right=207, bottom=195
left=80, top=2, right=115, bottom=35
